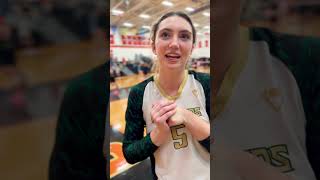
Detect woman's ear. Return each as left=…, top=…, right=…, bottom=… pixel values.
left=191, top=44, right=195, bottom=53
left=152, top=41, right=156, bottom=55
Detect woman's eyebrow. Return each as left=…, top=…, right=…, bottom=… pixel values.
left=158, top=28, right=172, bottom=33
left=180, top=30, right=192, bottom=34
left=158, top=28, right=192, bottom=34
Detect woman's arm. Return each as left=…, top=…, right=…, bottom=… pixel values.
left=122, top=87, right=158, bottom=164
left=49, top=64, right=107, bottom=180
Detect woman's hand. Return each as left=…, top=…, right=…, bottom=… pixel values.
left=171, top=107, right=210, bottom=141
left=150, top=100, right=176, bottom=146
left=167, top=107, right=187, bottom=127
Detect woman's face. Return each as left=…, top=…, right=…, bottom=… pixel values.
left=153, top=16, right=194, bottom=71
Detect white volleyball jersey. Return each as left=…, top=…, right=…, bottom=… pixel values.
left=213, top=28, right=316, bottom=180
left=142, top=71, right=210, bottom=180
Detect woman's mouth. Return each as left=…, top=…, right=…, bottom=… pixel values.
left=165, top=54, right=181, bottom=61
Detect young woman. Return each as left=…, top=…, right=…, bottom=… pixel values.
left=212, top=0, right=320, bottom=179
left=122, top=11, right=210, bottom=180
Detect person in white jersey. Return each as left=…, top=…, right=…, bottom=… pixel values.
left=122, top=11, right=210, bottom=180
left=212, top=0, right=320, bottom=179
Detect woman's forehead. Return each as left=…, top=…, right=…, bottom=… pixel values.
left=157, top=16, right=192, bottom=32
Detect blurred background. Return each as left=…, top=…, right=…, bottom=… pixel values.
left=0, top=0, right=106, bottom=180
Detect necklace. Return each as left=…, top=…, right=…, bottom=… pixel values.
left=154, top=70, right=188, bottom=100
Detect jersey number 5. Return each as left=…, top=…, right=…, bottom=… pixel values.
left=170, top=124, right=188, bottom=149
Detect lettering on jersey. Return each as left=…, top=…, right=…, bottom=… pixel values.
left=246, top=144, right=294, bottom=173
left=187, top=107, right=202, bottom=117
left=171, top=124, right=188, bottom=149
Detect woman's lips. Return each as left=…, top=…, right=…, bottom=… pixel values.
left=165, top=54, right=181, bottom=61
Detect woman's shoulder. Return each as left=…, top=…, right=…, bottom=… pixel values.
left=129, top=75, right=155, bottom=95
left=188, top=70, right=210, bottom=82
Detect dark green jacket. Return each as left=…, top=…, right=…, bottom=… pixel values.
left=49, top=63, right=108, bottom=180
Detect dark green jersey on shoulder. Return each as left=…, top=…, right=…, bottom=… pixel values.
left=49, top=62, right=108, bottom=180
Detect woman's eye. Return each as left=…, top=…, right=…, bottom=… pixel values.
left=160, top=32, right=171, bottom=39
left=180, top=34, right=191, bottom=41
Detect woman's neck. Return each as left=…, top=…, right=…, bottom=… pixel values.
left=158, top=68, right=186, bottom=96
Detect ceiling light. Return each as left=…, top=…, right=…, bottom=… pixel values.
left=185, top=7, right=195, bottom=12
left=123, top=22, right=133, bottom=27
left=142, top=25, right=151, bottom=29
left=111, top=9, right=124, bottom=16
left=202, top=12, right=210, bottom=17
left=139, top=14, right=151, bottom=19
left=162, top=1, right=174, bottom=7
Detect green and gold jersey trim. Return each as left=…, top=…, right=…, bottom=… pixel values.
left=154, top=70, right=189, bottom=101
left=213, top=27, right=250, bottom=118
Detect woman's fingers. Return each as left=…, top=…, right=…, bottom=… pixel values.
left=155, top=108, right=177, bottom=124
left=151, top=100, right=176, bottom=122
left=157, top=102, right=176, bottom=118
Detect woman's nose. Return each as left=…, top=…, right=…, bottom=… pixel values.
left=168, top=36, right=179, bottom=49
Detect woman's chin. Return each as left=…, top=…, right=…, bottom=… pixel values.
left=164, top=63, right=184, bottom=70
left=163, top=59, right=184, bottom=69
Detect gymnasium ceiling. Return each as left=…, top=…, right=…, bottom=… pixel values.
left=110, top=0, right=210, bottom=35
left=110, top=0, right=320, bottom=35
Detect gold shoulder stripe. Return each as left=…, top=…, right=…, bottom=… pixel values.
left=213, top=27, right=250, bottom=118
